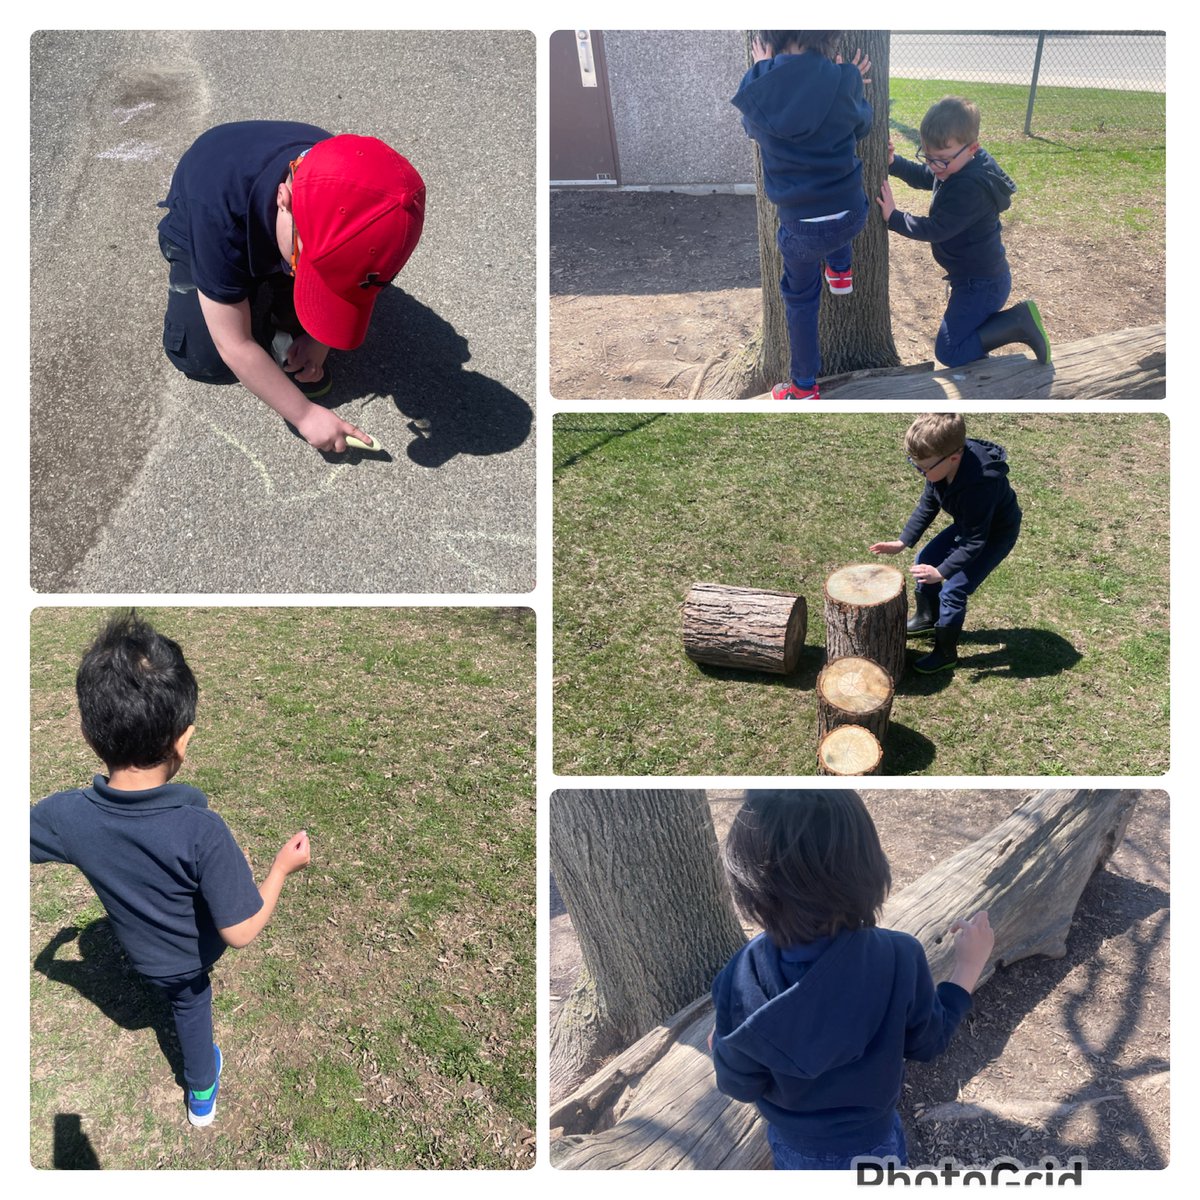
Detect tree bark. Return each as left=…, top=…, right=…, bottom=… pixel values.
left=700, top=30, right=898, bottom=399
left=816, top=655, right=893, bottom=742
left=817, top=724, right=884, bottom=776
left=823, top=563, right=908, bottom=686
left=682, top=582, right=807, bottom=674
left=549, top=790, right=747, bottom=1100
left=551, top=788, right=1139, bottom=1170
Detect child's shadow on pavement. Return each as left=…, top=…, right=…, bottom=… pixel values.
left=34, top=920, right=185, bottom=1087
left=339, top=288, right=533, bottom=469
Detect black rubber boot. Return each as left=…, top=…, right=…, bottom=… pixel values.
left=977, top=300, right=1051, bottom=364
left=914, top=624, right=961, bottom=674
left=907, top=587, right=939, bottom=636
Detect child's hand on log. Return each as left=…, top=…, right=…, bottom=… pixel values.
left=948, top=911, right=994, bottom=993
left=750, top=36, right=771, bottom=63
left=887, top=138, right=895, bottom=166
left=836, top=49, right=872, bottom=84
left=910, top=563, right=944, bottom=585
left=707, top=1026, right=715, bottom=1053
left=877, top=179, right=896, bottom=221
left=869, top=540, right=906, bottom=555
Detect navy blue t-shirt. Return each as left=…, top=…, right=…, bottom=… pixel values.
left=157, top=120, right=333, bottom=304
left=30, top=776, right=263, bottom=980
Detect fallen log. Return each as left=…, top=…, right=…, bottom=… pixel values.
left=824, top=564, right=907, bottom=686
left=683, top=582, right=807, bottom=674
left=750, top=326, right=1165, bottom=401
left=551, top=789, right=1139, bottom=1170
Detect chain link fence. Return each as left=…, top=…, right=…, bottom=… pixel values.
left=890, top=31, right=1164, bottom=141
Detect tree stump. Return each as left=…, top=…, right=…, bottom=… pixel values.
left=550, top=789, right=1140, bottom=1170
left=817, top=724, right=883, bottom=776
left=683, top=582, right=807, bottom=674
left=823, top=564, right=907, bottom=685
left=816, top=656, right=893, bottom=744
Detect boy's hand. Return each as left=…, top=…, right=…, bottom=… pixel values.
left=750, top=36, right=771, bottom=63
left=295, top=404, right=372, bottom=454
left=911, top=563, right=944, bottom=585
left=283, top=333, right=330, bottom=384
left=836, top=49, right=871, bottom=84
left=273, top=830, right=311, bottom=876
left=949, top=911, right=994, bottom=993
left=869, top=540, right=906, bottom=555
left=887, top=138, right=895, bottom=166
left=877, top=179, right=896, bottom=220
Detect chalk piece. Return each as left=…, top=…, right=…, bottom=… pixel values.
left=346, top=434, right=384, bottom=453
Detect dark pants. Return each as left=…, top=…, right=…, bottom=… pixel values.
left=144, top=968, right=217, bottom=1093
left=916, top=518, right=1022, bottom=628
left=768, top=1111, right=908, bottom=1170
left=159, top=232, right=300, bottom=382
left=777, top=196, right=869, bottom=387
left=936, top=267, right=1012, bottom=367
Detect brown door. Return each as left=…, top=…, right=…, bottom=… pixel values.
left=549, top=29, right=620, bottom=185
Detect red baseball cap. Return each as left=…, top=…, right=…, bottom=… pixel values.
left=291, top=134, right=425, bottom=350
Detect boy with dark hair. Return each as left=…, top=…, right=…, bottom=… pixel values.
left=877, top=96, right=1050, bottom=368
left=710, top=790, right=993, bottom=1170
left=870, top=412, right=1022, bottom=674
left=31, top=612, right=311, bottom=1127
left=732, top=31, right=873, bottom=400
left=158, top=121, right=425, bottom=453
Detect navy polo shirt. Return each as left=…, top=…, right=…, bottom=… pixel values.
left=30, top=777, right=264, bottom=980
left=157, top=120, right=333, bottom=304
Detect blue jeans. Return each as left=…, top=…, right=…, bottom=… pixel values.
left=777, top=197, right=869, bottom=386
left=768, top=1111, right=908, bottom=1170
left=144, top=969, right=217, bottom=1092
left=916, top=518, right=1021, bottom=628
left=936, top=268, right=1012, bottom=367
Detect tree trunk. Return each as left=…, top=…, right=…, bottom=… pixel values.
left=549, top=790, right=747, bottom=1099
left=823, top=563, right=908, bottom=686
left=682, top=582, right=807, bottom=674
left=816, top=655, right=893, bottom=742
left=551, top=788, right=1139, bottom=1170
left=700, top=30, right=898, bottom=399
left=817, top=724, right=884, bottom=776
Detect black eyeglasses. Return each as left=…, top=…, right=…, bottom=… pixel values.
left=907, top=448, right=962, bottom=476
left=916, top=144, right=973, bottom=171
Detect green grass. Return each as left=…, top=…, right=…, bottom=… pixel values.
left=553, top=413, right=1168, bottom=777
left=30, top=607, right=535, bottom=1169
left=887, top=78, right=1164, bottom=246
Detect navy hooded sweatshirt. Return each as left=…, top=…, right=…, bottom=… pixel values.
left=900, top=438, right=1022, bottom=578
left=712, top=928, right=972, bottom=1153
left=30, top=777, right=264, bottom=980
left=731, top=51, right=872, bottom=221
left=887, top=149, right=1016, bottom=280
left=157, top=120, right=333, bottom=305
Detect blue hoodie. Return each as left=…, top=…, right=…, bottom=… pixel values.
left=900, top=438, right=1022, bottom=577
left=711, top=928, right=971, bottom=1153
left=887, top=149, right=1017, bottom=281
left=731, top=51, right=872, bottom=221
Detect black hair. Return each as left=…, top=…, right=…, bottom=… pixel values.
left=76, top=611, right=198, bottom=769
left=723, top=790, right=891, bottom=946
left=756, top=30, right=841, bottom=59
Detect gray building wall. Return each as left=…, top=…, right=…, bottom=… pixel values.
left=603, top=30, right=754, bottom=186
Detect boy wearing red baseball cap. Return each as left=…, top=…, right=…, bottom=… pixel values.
left=157, top=121, right=425, bottom=453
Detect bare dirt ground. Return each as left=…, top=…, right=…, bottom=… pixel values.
left=549, top=190, right=1165, bottom=399
left=549, top=790, right=1169, bottom=1170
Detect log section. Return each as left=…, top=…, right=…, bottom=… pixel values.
left=551, top=789, right=1139, bottom=1170
left=817, top=724, right=884, bottom=776
left=816, top=656, right=894, bottom=743
left=823, top=564, right=907, bottom=685
left=683, top=582, right=807, bottom=675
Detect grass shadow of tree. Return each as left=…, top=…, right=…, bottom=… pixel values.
left=52, top=1113, right=101, bottom=1169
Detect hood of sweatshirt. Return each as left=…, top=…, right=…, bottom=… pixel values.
left=943, top=149, right=1017, bottom=214
left=732, top=51, right=859, bottom=143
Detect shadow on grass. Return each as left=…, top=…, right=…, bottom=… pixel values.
left=882, top=721, right=937, bottom=775
left=52, top=1114, right=101, bottom=1169
left=34, top=919, right=184, bottom=1087
left=897, top=627, right=1081, bottom=694
left=694, top=644, right=824, bottom=692
left=554, top=414, right=665, bottom=472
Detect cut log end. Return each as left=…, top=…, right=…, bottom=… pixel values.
left=817, top=656, right=893, bottom=715
left=825, top=563, right=904, bottom=607
left=818, top=724, right=883, bottom=776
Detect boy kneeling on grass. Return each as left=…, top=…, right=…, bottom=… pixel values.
left=870, top=412, right=1022, bottom=674
left=30, top=612, right=310, bottom=1127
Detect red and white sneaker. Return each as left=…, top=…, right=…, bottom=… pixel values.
left=771, top=380, right=820, bottom=400
left=824, top=265, right=853, bottom=294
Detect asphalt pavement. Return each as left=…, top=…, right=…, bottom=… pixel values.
left=30, top=30, right=535, bottom=592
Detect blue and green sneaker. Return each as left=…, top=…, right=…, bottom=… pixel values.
left=187, top=1044, right=222, bottom=1128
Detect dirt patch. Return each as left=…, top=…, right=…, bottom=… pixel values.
left=549, top=789, right=1169, bottom=1170
left=549, top=190, right=1165, bottom=399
